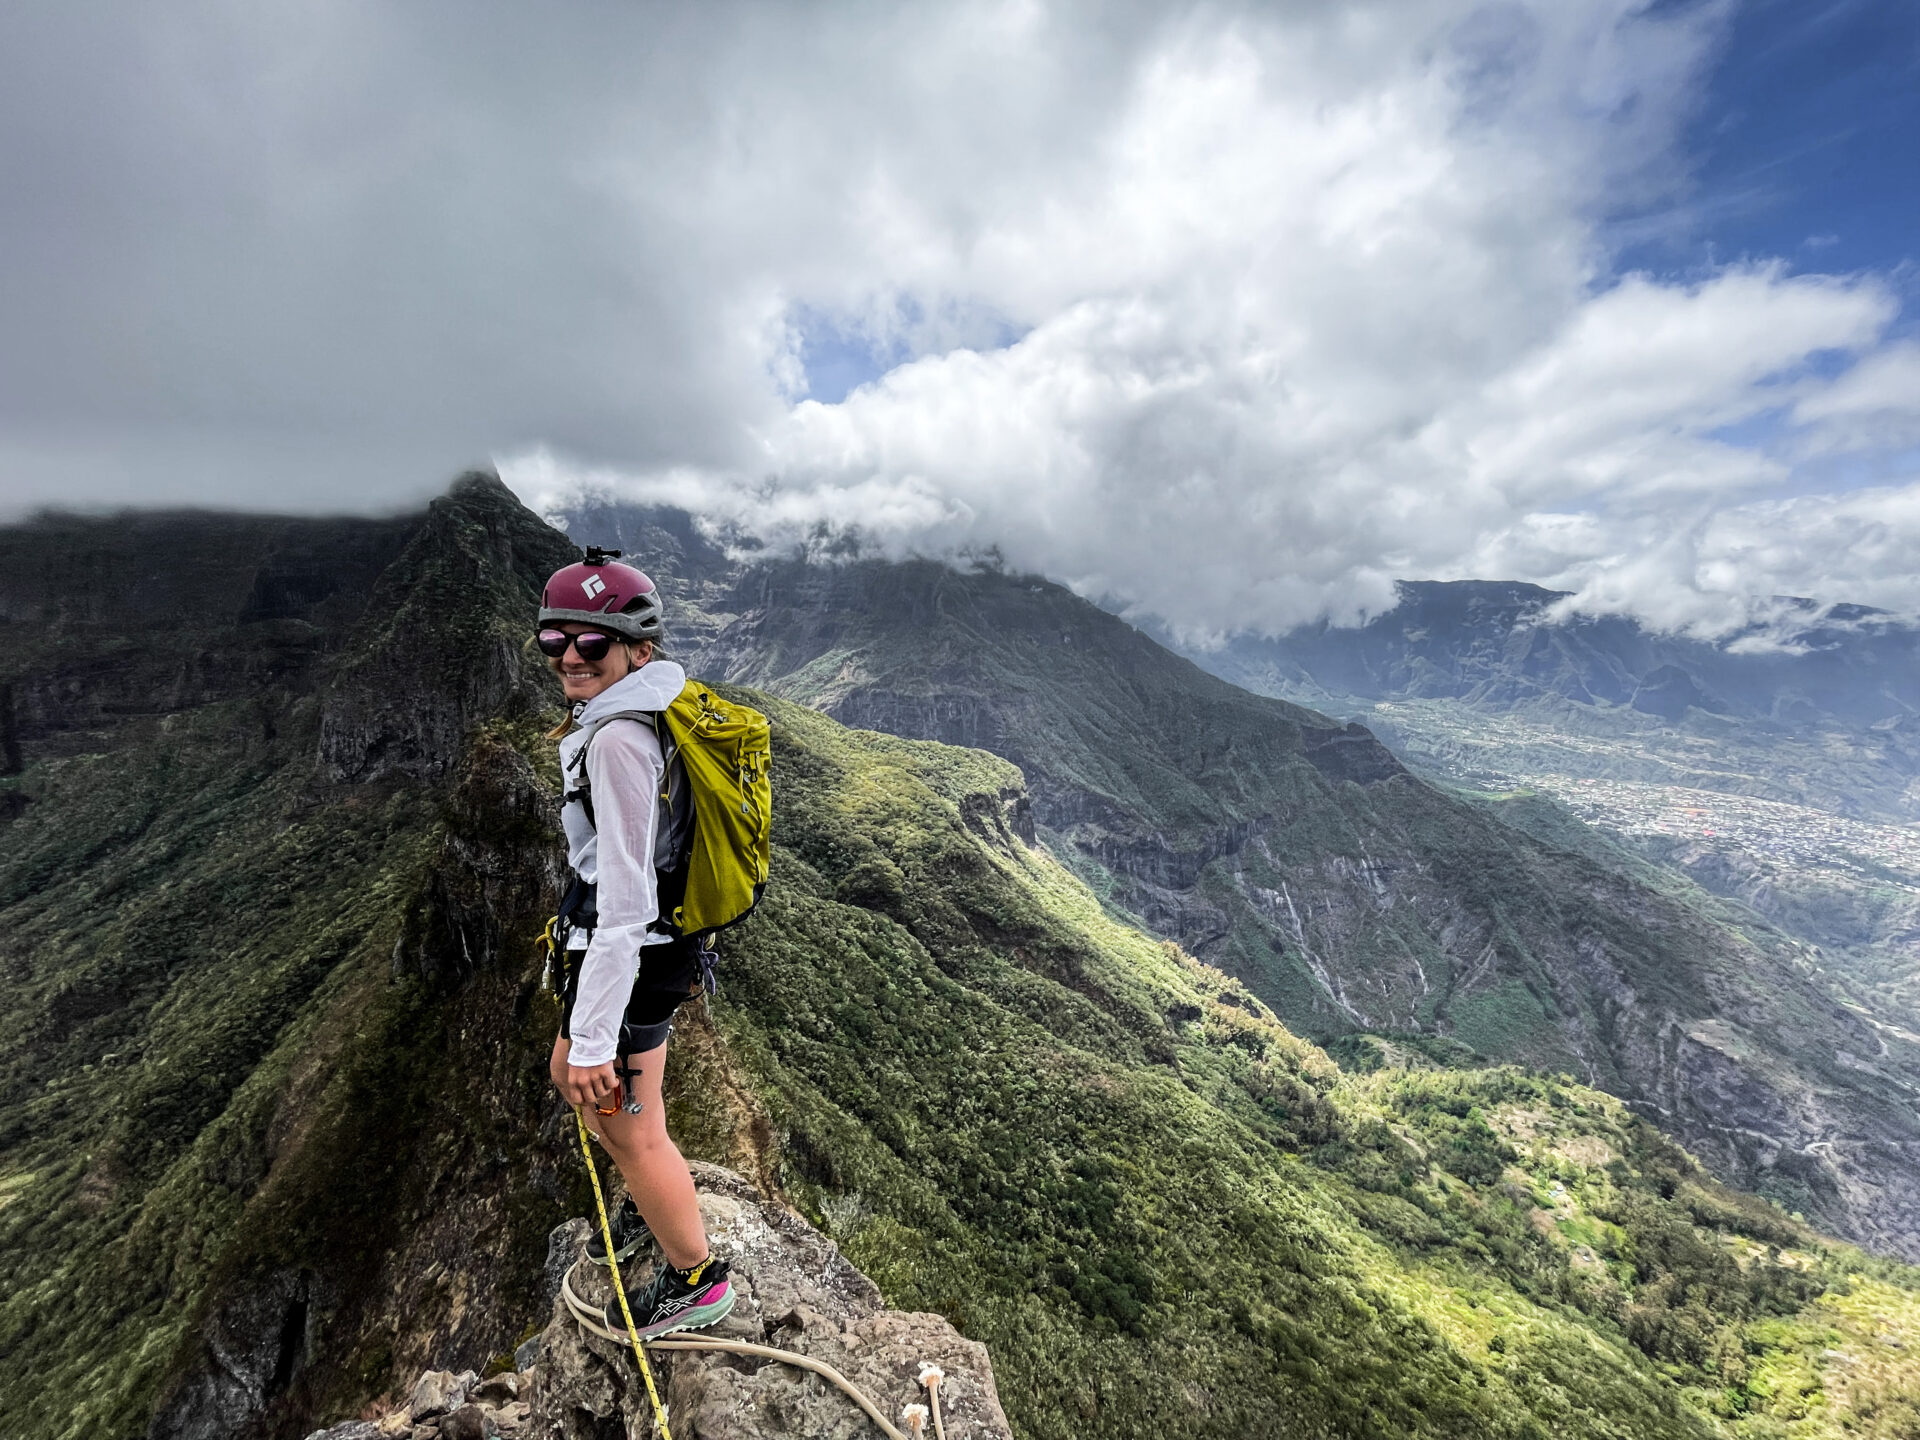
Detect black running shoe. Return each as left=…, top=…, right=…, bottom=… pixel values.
left=620, top=1256, right=734, bottom=1340
left=586, top=1195, right=654, bottom=1268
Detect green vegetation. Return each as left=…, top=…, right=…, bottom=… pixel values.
left=636, top=544, right=1920, bottom=1257
left=3, top=484, right=1916, bottom=1439
left=686, top=695, right=1920, bottom=1439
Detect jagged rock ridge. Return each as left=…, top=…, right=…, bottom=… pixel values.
left=302, top=1163, right=1010, bottom=1440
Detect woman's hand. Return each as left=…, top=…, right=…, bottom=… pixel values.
left=550, top=1034, right=619, bottom=1110
left=563, top=1061, right=620, bottom=1110
left=560, top=1059, right=619, bottom=1110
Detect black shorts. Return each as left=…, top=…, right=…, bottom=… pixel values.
left=557, top=934, right=701, bottom=1055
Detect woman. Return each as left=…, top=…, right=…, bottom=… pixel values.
left=537, top=549, right=733, bottom=1338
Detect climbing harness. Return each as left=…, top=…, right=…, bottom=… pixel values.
left=566, top=1113, right=948, bottom=1440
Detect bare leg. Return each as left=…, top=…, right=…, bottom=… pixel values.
left=554, top=1033, right=709, bottom=1270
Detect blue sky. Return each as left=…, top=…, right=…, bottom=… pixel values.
left=801, top=2, right=1920, bottom=409
left=1620, top=0, right=1919, bottom=288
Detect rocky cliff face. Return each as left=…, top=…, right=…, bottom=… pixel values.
left=317, top=474, right=576, bottom=785
left=0, top=476, right=590, bottom=1440
left=295, top=1164, right=1012, bottom=1440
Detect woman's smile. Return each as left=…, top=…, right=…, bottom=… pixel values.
left=549, top=625, right=634, bottom=700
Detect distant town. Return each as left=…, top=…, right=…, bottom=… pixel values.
left=1367, top=700, right=1920, bottom=896
left=1535, top=775, right=1920, bottom=891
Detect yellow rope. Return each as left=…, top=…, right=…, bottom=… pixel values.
left=573, top=1107, right=674, bottom=1440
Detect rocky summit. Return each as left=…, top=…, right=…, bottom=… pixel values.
left=300, top=1163, right=1010, bottom=1440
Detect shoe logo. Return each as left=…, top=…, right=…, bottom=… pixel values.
left=581, top=574, right=606, bottom=600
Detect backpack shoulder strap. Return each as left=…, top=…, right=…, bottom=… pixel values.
left=562, top=709, right=663, bottom=831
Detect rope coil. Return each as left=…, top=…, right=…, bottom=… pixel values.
left=560, top=1269, right=912, bottom=1440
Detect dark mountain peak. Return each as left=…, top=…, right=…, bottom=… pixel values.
left=316, top=473, right=575, bottom=785
left=1822, top=601, right=1891, bottom=623
left=442, top=467, right=518, bottom=505
left=560, top=495, right=738, bottom=585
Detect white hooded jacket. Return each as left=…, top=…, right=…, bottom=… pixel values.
left=556, top=659, right=687, bottom=1067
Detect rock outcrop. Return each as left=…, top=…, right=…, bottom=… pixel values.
left=301, top=1163, right=1010, bottom=1440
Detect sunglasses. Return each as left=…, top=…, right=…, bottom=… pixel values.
left=536, top=628, right=618, bottom=661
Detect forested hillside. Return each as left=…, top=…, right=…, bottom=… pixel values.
left=2, top=476, right=1916, bottom=1440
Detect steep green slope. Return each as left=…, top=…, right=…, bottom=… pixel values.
left=550, top=523, right=1920, bottom=1261
left=1175, top=579, right=1920, bottom=1137
left=4, top=477, right=1916, bottom=1440
left=709, top=696, right=1920, bottom=1440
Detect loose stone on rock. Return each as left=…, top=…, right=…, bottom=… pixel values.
left=437, top=1402, right=495, bottom=1440
left=469, top=1372, right=520, bottom=1406
left=406, top=1369, right=475, bottom=1422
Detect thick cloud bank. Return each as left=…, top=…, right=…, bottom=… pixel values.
left=2, top=2, right=1916, bottom=635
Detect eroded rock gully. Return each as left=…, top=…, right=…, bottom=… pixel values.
left=301, top=1163, right=1010, bottom=1440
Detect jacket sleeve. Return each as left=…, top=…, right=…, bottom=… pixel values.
left=566, top=719, right=663, bottom=1067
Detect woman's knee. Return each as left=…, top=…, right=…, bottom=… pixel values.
left=599, top=1106, right=670, bottom=1157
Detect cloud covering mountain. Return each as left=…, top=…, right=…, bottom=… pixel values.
left=3, top=0, right=1917, bottom=636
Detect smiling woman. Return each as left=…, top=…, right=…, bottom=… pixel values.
left=534, top=548, right=739, bottom=1342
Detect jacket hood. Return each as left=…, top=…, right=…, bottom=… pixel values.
left=572, top=660, right=687, bottom=727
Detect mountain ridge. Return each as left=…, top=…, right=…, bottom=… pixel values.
left=1184, top=577, right=1920, bottom=821
left=3, top=477, right=1919, bottom=1439
left=565, top=502, right=1920, bottom=1260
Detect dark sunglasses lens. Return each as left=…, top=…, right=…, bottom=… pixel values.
left=536, top=629, right=571, bottom=657
left=572, top=632, right=614, bottom=661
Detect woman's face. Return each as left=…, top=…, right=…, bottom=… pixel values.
left=548, top=623, right=648, bottom=704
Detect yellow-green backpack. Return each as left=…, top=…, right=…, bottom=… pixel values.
left=567, top=681, right=772, bottom=936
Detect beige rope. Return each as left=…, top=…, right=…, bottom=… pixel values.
left=561, top=1264, right=913, bottom=1440
left=919, top=1362, right=948, bottom=1440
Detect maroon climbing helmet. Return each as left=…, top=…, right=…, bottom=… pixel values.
left=539, top=546, right=663, bottom=641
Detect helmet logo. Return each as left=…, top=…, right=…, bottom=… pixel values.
left=581, top=574, right=606, bottom=600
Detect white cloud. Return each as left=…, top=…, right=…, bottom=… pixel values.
left=505, top=0, right=1920, bottom=638
left=4, top=0, right=1917, bottom=635
left=1791, top=342, right=1920, bottom=458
